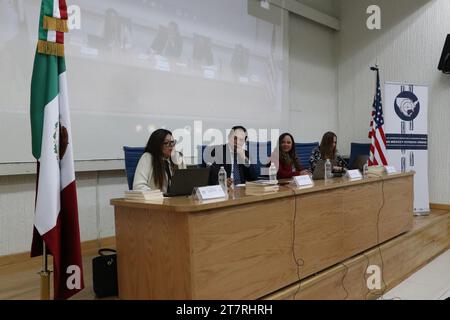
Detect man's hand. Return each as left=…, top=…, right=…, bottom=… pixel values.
left=235, top=146, right=246, bottom=162
left=227, top=178, right=233, bottom=188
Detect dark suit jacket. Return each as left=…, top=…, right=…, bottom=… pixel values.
left=207, top=144, right=256, bottom=185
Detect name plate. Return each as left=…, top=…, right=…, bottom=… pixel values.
left=196, top=185, right=227, bottom=201
left=385, top=166, right=397, bottom=175
left=346, top=169, right=363, bottom=180
left=294, top=175, right=314, bottom=187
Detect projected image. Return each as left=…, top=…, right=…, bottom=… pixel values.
left=150, top=21, right=183, bottom=59
left=0, top=0, right=286, bottom=162
left=0, top=0, right=284, bottom=115
left=62, top=0, right=285, bottom=119
left=0, top=0, right=32, bottom=107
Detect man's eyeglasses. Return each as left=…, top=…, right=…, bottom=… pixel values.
left=162, top=140, right=177, bottom=147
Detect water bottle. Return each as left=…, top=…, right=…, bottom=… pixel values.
left=218, top=166, right=228, bottom=194
left=269, top=163, right=277, bottom=182
left=325, top=159, right=332, bottom=181
left=363, top=160, right=368, bottom=178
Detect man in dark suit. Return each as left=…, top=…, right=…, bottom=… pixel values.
left=207, top=126, right=256, bottom=187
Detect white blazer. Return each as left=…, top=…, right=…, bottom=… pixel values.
left=133, top=152, right=186, bottom=193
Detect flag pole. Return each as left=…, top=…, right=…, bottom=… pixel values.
left=40, top=241, right=51, bottom=300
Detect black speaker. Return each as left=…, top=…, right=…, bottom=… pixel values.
left=438, top=34, right=450, bottom=74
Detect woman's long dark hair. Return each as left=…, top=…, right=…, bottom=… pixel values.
left=144, top=129, right=178, bottom=189
left=278, top=133, right=302, bottom=171
left=320, top=131, right=337, bottom=161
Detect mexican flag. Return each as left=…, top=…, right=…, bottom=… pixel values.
left=30, top=0, right=84, bottom=300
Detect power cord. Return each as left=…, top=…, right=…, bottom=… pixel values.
left=362, top=251, right=371, bottom=300
left=289, top=181, right=355, bottom=300
left=339, top=172, right=402, bottom=300
left=341, top=261, right=350, bottom=300
left=286, top=185, right=305, bottom=300
left=286, top=173, right=403, bottom=300
left=366, top=172, right=402, bottom=300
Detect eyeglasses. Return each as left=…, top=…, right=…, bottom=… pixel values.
left=162, top=140, right=177, bottom=147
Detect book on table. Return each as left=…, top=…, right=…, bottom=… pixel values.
left=124, top=189, right=164, bottom=200
left=245, top=180, right=279, bottom=195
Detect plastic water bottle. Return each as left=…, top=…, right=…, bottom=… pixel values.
left=269, top=163, right=277, bottom=182
left=363, top=160, right=369, bottom=178
left=218, top=166, right=228, bottom=194
left=325, top=159, right=332, bottom=181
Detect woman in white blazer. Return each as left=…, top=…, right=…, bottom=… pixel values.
left=133, top=129, right=186, bottom=193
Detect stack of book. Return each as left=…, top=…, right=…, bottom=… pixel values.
left=367, top=165, right=386, bottom=176
left=124, top=190, right=164, bottom=201
left=245, top=180, right=279, bottom=195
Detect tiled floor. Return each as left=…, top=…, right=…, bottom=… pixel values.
left=382, top=250, right=450, bottom=300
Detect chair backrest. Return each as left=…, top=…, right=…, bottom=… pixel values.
left=123, top=146, right=145, bottom=190
left=348, top=143, right=371, bottom=169
left=352, top=154, right=370, bottom=170
left=197, top=145, right=209, bottom=167
left=295, top=142, right=319, bottom=170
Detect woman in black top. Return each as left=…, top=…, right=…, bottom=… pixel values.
left=310, top=131, right=347, bottom=173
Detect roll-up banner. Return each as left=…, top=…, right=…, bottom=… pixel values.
left=384, top=82, right=429, bottom=215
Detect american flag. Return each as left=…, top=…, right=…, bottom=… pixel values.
left=368, top=67, right=388, bottom=166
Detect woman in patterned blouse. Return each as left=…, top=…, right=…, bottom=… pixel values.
left=310, top=131, right=347, bottom=173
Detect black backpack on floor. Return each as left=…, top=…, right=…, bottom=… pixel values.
left=92, top=249, right=118, bottom=298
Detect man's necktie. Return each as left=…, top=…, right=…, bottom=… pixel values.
left=233, top=153, right=241, bottom=185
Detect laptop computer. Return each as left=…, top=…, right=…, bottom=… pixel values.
left=164, top=167, right=210, bottom=197
left=351, top=155, right=370, bottom=171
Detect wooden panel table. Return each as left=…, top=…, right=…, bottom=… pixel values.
left=111, top=172, right=414, bottom=300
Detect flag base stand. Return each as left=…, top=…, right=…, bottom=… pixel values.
left=39, top=270, right=51, bottom=300
left=414, top=211, right=430, bottom=217
left=39, top=242, right=51, bottom=300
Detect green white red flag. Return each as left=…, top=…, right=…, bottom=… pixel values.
left=30, top=0, right=84, bottom=300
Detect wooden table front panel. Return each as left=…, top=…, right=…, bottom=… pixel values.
left=115, top=207, right=192, bottom=300
left=378, top=175, right=414, bottom=242
left=294, top=176, right=413, bottom=280
left=189, top=197, right=297, bottom=299
left=112, top=174, right=414, bottom=300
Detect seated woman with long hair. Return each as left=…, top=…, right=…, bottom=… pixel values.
left=133, top=129, right=186, bottom=192
left=309, top=131, right=347, bottom=173
left=270, top=133, right=310, bottom=179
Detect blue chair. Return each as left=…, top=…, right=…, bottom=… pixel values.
left=295, top=142, right=319, bottom=170
left=197, top=145, right=209, bottom=167
left=348, top=143, right=371, bottom=169
left=123, top=146, right=145, bottom=190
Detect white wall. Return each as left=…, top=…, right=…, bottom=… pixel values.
left=337, top=0, right=450, bottom=204
left=0, top=172, right=125, bottom=256
left=288, top=11, right=339, bottom=143
left=295, top=0, right=340, bottom=18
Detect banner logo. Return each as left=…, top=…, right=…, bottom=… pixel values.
left=394, top=91, right=420, bottom=121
